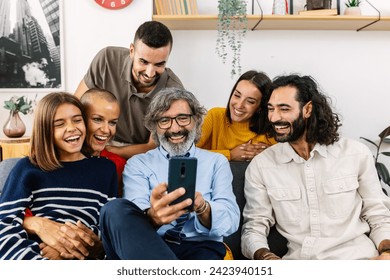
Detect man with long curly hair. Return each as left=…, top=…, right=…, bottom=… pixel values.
left=241, top=74, right=390, bottom=260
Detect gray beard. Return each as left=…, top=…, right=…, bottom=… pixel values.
left=158, top=128, right=196, bottom=157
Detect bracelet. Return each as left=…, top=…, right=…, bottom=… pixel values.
left=255, top=248, right=279, bottom=260
left=196, top=201, right=209, bottom=215
left=196, top=202, right=208, bottom=215
left=262, top=252, right=277, bottom=260
left=195, top=200, right=207, bottom=213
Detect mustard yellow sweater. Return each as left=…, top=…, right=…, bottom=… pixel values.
left=197, top=107, right=276, bottom=160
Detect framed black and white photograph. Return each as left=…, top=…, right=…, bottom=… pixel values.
left=0, top=0, right=64, bottom=92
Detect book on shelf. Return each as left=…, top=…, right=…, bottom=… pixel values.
left=175, top=0, right=182, bottom=15
left=189, top=0, right=198, bottom=15
left=170, top=0, right=177, bottom=15
left=155, top=0, right=169, bottom=15
left=184, top=0, right=190, bottom=14
left=155, top=0, right=198, bottom=15
left=155, top=0, right=161, bottom=15
left=166, top=0, right=174, bottom=15
left=298, top=8, right=338, bottom=16
left=180, top=0, right=186, bottom=15
left=157, top=0, right=168, bottom=15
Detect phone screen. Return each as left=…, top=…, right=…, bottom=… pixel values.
left=167, top=157, right=197, bottom=211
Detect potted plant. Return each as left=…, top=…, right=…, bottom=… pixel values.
left=216, top=0, right=248, bottom=78
left=344, top=0, right=361, bottom=15
left=3, top=95, right=34, bottom=138
left=360, top=125, right=390, bottom=195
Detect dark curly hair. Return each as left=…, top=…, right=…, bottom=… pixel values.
left=270, top=74, right=342, bottom=145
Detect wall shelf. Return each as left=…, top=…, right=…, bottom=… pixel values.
left=152, top=15, right=390, bottom=31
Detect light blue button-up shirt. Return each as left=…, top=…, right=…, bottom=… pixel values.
left=123, top=144, right=240, bottom=242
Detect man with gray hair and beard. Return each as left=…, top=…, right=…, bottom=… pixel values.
left=100, top=88, right=240, bottom=260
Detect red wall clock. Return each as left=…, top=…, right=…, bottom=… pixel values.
left=95, top=0, right=133, bottom=10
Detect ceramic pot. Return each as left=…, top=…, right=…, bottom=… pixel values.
left=3, top=110, right=26, bottom=138
left=344, top=7, right=361, bottom=16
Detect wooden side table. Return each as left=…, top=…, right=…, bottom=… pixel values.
left=0, top=136, right=31, bottom=161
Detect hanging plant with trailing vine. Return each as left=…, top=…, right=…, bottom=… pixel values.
left=216, top=0, right=248, bottom=78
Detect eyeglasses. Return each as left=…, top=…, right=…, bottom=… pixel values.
left=156, top=114, right=193, bottom=129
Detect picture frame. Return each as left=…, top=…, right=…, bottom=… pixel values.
left=288, top=0, right=340, bottom=14
left=0, top=0, right=65, bottom=92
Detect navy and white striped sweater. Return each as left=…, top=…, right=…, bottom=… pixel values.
left=0, top=156, right=117, bottom=260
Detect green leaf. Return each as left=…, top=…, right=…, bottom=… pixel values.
left=18, top=96, right=26, bottom=106
left=376, top=162, right=390, bottom=185
left=360, top=137, right=379, bottom=149
left=19, top=104, right=32, bottom=114
left=4, top=101, right=16, bottom=111
left=345, top=0, right=361, bottom=7
left=3, top=95, right=33, bottom=114
left=379, top=125, right=390, bottom=139
left=380, top=152, right=390, bottom=157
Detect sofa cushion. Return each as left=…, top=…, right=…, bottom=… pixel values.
left=224, top=161, right=288, bottom=260
left=0, top=158, right=20, bottom=194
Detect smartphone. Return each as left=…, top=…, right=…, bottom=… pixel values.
left=167, top=157, right=197, bottom=211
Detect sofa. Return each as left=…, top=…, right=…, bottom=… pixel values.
left=0, top=158, right=287, bottom=260
left=0, top=158, right=19, bottom=196
left=224, top=161, right=287, bottom=260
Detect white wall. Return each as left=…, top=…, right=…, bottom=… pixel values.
left=1, top=0, right=389, bottom=150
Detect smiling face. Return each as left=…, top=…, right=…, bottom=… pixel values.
left=156, top=99, right=196, bottom=156
left=229, top=80, right=262, bottom=123
left=267, top=86, right=311, bottom=143
left=84, top=96, right=120, bottom=156
left=129, top=40, right=171, bottom=92
left=53, top=103, right=86, bottom=161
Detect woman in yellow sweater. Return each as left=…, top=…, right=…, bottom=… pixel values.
left=197, top=70, right=276, bottom=161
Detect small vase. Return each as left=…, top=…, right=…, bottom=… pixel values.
left=344, top=7, right=361, bottom=16
left=3, top=110, right=26, bottom=138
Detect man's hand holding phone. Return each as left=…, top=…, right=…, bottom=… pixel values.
left=146, top=157, right=211, bottom=228
left=147, top=183, right=192, bottom=227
